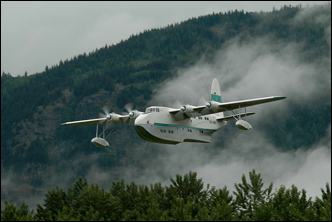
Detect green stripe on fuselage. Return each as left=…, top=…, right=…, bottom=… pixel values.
left=154, top=123, right=216, bottom=131
left=210, top=94, right=222, bottom=102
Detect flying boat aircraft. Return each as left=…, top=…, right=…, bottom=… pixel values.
left=61, top=78, right=286, bottom=146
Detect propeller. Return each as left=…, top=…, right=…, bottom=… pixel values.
left=99, top=105, right=113, bottom=124
left=123, top=102, right=143, bottom=122
left=198, top=96, right=207, bottom=106
left=171, top=99, right=187, bottom=120
left=172, top=99, right=182, bottom=109
left=198, top=96, right=210, bottom=115
left=124, top=102, right=135, bottom=118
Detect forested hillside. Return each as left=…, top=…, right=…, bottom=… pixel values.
left=1, top=4, right=331, bottom=215
left=2, top=170, right=331, bottom=221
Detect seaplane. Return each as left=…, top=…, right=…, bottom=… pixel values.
left=61, top=78, right=286, bottom=146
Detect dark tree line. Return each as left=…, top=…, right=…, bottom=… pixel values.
left=2, top=170, right=331, bottom=221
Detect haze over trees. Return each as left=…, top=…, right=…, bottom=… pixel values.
left=1, top=4, right=331, bottom=220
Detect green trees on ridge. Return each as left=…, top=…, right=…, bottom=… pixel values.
left=2, top=170, right=331, bottom=221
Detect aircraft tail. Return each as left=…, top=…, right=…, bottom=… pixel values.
left=210, top=78, right=224, bottom=117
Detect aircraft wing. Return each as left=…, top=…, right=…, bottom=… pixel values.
left=169, top=105, right=206, bottom=114
left=61, top=115, right=130, bottom=126
left=169, top=109, right=181, bottom=114
left=217, top=96, right=286, bottom=112
left=61, top=118, right=106, bottom=126
left=193, top=105, right=207, bottom=112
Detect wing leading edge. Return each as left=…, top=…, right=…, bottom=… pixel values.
left=61, top=118, right=106, bottom=126
left=169, top=105, right=206, bottom=114
left=169, top=96, right=286, bottom=116
left=61, top=114, right=130, bottom=126
left=216, top=96, right=286, bottom=112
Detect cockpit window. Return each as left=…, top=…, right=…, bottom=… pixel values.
left=145, top=107, right=160, bottom=113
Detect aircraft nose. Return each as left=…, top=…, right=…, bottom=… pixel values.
left=134, top=114, right=145, bottom=126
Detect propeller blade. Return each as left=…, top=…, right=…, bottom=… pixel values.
left=198, top=96, right=211, bottom=115
left=124, top=102, right=134, bottom=113
left=122, top=116, right=130, bottom=123
left=173, top=99, right=182, bottom=108
left=198, top=96, right=207, bottom=106
left=97, top=112, right=106, bottom=124
left=102, top=105, right=111, bottom=115
left=99, top=112, right=106, bottom=118
left=200, top=108, right=210, bottom=115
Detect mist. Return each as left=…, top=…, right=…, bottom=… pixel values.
left=126, top=7, right=331, bottom=199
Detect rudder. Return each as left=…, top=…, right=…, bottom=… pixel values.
left=210, top=78, right=224, bottom=117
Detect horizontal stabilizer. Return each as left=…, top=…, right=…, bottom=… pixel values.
left=216, top=112, right=255, bottom=121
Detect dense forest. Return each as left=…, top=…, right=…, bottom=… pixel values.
left=1, top=4, right=331, bottom=219
left=2, top=170, right=331, bottom=221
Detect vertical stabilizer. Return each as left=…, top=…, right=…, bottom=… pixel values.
left=210, top=78, right=222, bottom=102
left=210, top=78, right=224, bottom=117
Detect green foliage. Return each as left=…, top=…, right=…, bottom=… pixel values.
left=267, top=185, right=314, bottom=221
left=2, top=170, right=331, bottom=221
left=168, top=171, right=205, bottom=203
left=1, top=200, right=34, bottom=221
left=233, top=169, right=273, bottom=219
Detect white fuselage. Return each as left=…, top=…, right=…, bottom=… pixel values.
left=134, top=106, right=227, bottom=144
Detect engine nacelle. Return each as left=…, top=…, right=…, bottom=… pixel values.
left=108, top=113, right=120, bottom=123
left=206, top=101, right=219, bottom=112
left=235, top=120, right=252, bottom=130
left=129, top=110, right=141, bottom=119
left=91, top=137, right=109, bottom=147
left=181, top=105, right=195, bottom=114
